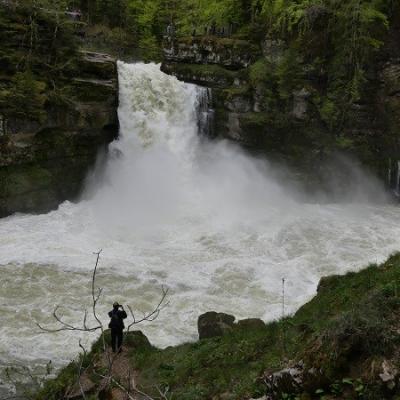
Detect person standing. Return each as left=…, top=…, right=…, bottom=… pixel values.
left=108, top=302, right=127, bottom=353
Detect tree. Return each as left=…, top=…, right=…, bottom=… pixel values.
left=17, top=250, right=170, bottom=400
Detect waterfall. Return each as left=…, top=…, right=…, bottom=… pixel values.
left=389, top=158, right=400, bottom=197
left=196, top=87, right=215, bottom=137
left=1, top=62, right=400, bottom=398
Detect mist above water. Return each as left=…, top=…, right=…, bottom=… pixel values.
left=0, top=62, right=400, bottom=396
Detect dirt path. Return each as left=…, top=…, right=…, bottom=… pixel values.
left=67, top=346, right=145, bottom=400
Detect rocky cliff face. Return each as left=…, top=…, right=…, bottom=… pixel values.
left=0, top=3, right=119, bottom=217
left=161, top=29, right=400, bottom=192
left=0, top=51, right=118, bottom=217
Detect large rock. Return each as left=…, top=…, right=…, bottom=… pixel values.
left=261, top=361, right=322, bottom=398
left=198, top=312, right=235, bottom=340
left=237, top=318, right=266, bottom=330
left=124, top=330, right=152, bottom=350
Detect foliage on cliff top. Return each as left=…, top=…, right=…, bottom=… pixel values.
left=251, top=0, right=396, bottom=125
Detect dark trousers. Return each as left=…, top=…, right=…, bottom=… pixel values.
left=111, top=329, right=123, bottom=352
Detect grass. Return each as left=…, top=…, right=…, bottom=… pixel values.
left=132, top=253, right=400, bottom=399
left=36, top=253, right=400, bottom=400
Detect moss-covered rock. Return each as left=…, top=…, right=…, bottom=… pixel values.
left=164, top=36, right=260, bottom=68
left=161, top=62, right=242, bottom=88
left=0, top=3, right=119, bottom=216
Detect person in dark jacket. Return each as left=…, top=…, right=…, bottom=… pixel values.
left=108, top=302, right=127, bottom=353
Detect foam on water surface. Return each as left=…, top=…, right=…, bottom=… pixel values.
left=1, top=62, right=400, bottom=394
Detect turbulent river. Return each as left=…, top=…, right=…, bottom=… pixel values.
left=1, top=62, right=400, bottom=396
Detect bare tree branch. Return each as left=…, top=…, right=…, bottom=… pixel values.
left=127, top=285, right=170, bottom=332
left=36, top=305, right=102, bottom=333
left=33, top=250, right=170, bottom=399
left=36, top=250, right=104, bottom=334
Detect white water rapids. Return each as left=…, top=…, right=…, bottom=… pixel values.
left=1, top=62, right=400, bottom=395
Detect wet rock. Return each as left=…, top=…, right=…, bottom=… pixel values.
left=292, top=88, right=311, bottom=120
left=253, top=86, right=265, bottom=112
left=164, top=37, right=259, bottom=69
left=262, top=39, right=285, bottom=64
left=161, top=62, right=238, bottom=88
left=380, top=62, right=400, bottom=96
left=261, top=361, right=321, bottom=398
left=78, top=50, right=116, bottom=80
left=198, top=312, right=235, bottom=339
left=263, top=364, right=304, bottom=396
left=379, top=359, right=398, bottom=390
left=224, top=96, right=252, bottom=113
left=226, top=113, right=243, bottom=141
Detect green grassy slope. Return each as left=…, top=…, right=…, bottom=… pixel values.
left=36, top=253, right=400, bottom=400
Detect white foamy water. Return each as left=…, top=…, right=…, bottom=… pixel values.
left=1, top=62, right=400, bottom=395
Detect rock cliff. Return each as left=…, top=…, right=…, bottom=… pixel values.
left=161, top=11, right=400, bottom=192
left=0, top=4, right=118, bottom=217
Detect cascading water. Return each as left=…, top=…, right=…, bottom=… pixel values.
left=387, top=158, right=400, bottom=197
left=1, top=62, right=400, bottom=397
left=196, top=87, right=214, bottom=137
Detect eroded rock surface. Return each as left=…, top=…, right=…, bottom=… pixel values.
left=0, top=50, right=118, bottom=217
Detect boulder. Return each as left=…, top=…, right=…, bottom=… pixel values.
left=198, top=312, right=235, bottom=340
left=237, top=318, right=266, bottom=330
left=261, top=361, right=322, bottom=398
left=263, top=364, right=304, bottom=396
left=124, top=330, right=152, bottom=350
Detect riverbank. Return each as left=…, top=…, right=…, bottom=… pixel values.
left=34, top=252, right=400, bottom=400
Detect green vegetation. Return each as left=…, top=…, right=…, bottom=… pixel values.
left=244, top=0, right=396, bottom=130
left=150, top=0, right=397, bottom=173
left=2, top=0, right=396, bottom=115
left=131, top=252, right=400, bottom=399
left=36, top=253, right=400, bottom=399
left=0, top=1, right=80, bottom=121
